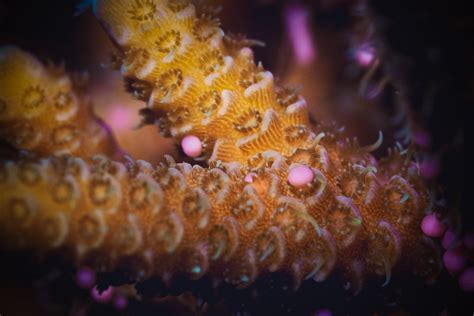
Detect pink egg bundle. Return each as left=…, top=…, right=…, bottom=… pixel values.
left=181, top=135, right=202, bottom=158
left=421, top=217, right=474, bottom=292
left=287, top=164, right=314, bottom=187
left=421, top=214, right=445, bottom=238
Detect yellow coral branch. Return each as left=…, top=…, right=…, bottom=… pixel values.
left=0, top=46, right=120, bottom=158
left=94, top=0, right=313, bottom=164
left=0, top=152, right=441, bottom=292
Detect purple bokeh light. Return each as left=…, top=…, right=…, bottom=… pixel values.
left=420, top=157, right=441, bottom=179
left=421, top=214, right=445, bottom=238
left=314, top=308, right=332, bottom=316
left=113, top=294, right=129, bottom=311
left=91, top=286, right=114, bottom=303
left=443, top=249, right=466, bottom=275
left=464, top=232, right=474, bottom=250
left=285, top=4, right=316, bottom=65
left=442, top=228, right=460, bottom=250
left=355, top=43, right=375, bottom=67
left=75, top=266, right=96, bottom=289
left=458, top=268, right=474, bottom=292
left=106, top=106, right=135, bottom=131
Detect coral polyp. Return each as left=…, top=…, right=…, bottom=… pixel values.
left=94, top=0, right=312, bottom=164
left=0, top=149, right=440, bottom=292
left=0, top=0, right=449, bottom=305
left=0, top=46, right=119, bottom=158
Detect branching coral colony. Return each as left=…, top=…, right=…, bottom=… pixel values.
left=0, top=0, right=443, bottom=297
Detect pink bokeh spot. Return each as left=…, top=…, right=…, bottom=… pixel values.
left=355, top=44, right=375, bottom=67
left=181, top=135, right=202, bottom=158
left=91, top=286, right=114, bottom=304
left=442, top=228, right=459, bottom=250
left=314, top=309, right=332, bottom=316
left=285, top=4, right=316, bottom=65
left=414, top=130, right=431, bottom=148
left=464, top=232, right=474, bottom=250
left=443, top=249, right=466, bottom=275
left=288, top=165, right=314, bottom=187
left=107, top=106, right=135, bottom=131
left=421, top=214, right=445, bottom=238
left=420, top=158, right=440, bottom=179
left=113, top=294, right=129, bottom=311
left=75, top=266, right=96, bottom=289
left=458, top=267, right=474, bottom=292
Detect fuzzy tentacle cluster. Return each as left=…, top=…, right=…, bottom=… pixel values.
left=0, top=0, right=442, bottom=295
left=0, top=46, right=119, bottom=158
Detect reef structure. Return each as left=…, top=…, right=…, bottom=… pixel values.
left=0, top=0, right=442, bottom=296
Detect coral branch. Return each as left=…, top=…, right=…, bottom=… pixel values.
left=0, top=46, right=120, bottom=158
left=0, top=151, right=441, bottom=293
left=93, top=0, right=312, bottom=164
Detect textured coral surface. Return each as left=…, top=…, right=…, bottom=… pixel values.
left=0, top=46, right=119, bottom=158
left=0, top=148, right=441, bottom=293
left=0, top=0, right=442, bottom=296
left=95, top=0, right=312, bottom=164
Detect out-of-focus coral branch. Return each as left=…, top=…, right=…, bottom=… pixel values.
left=0, top=46, right=121, bottom=159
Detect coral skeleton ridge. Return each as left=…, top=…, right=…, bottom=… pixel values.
left=0, top=0, right=442, bottom=295
left=0, top=46, right=118, bottom=158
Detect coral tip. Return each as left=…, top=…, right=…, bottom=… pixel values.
left=288, top=165, right=314, bottom=187
left=181, top=135, right=202, bottom=158
left=458, top=267, right=474, bottom=292
left=421, top=214, right=445, bottom=238
left=443, top=249, right=466, bottom=275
